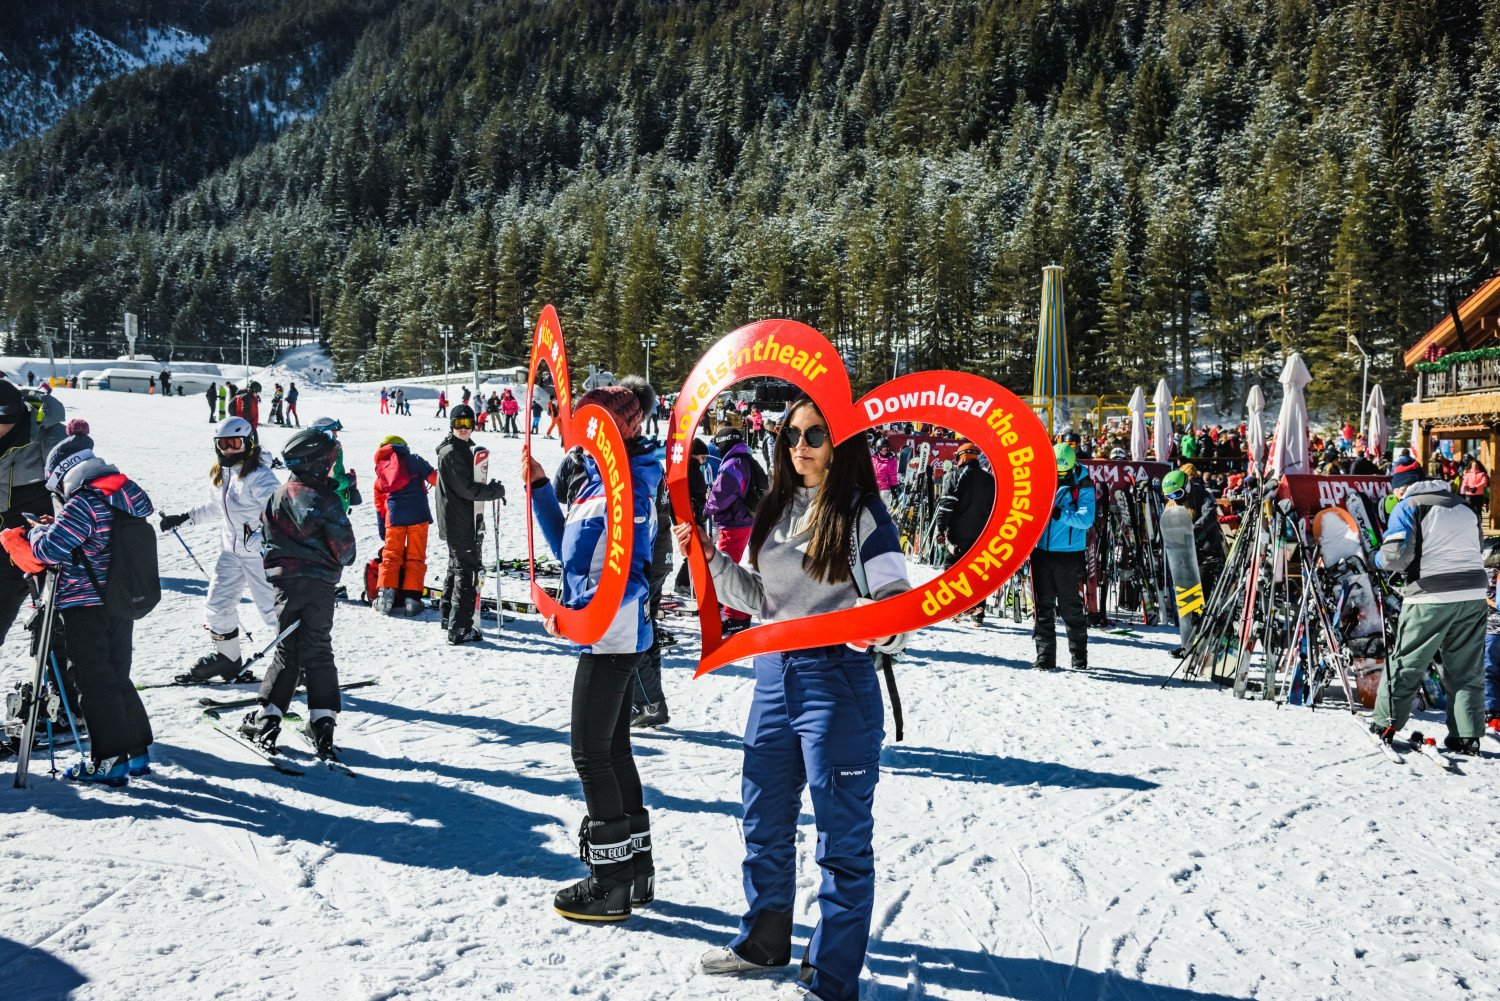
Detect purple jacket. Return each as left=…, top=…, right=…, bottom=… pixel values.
left=872, top=453, right=899, bottom=491
left=705, top=443, right=755, bottom=528
left=29, top=465, right=155, bottom=609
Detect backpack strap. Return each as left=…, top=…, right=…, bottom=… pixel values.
left=848, top=494, right=904, bottom=742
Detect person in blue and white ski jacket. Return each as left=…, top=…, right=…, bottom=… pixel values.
left=1368, top=457, right=1487, bottom=752
left=522, top=376, right=663, bottom=922
left=157, top=417, right=280, bottom=682
left=1031, top=443, right=1096, bottom=670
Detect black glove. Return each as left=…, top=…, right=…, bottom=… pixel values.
left=160, top=513, right=189, bottom=533
left=491, top=481, right=506, bottom=505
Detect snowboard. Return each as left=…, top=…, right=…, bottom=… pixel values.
left=1160, top=504, right=1203, bottom=649
left=1312, top=506, right=1386, bottom=709
left=1084, top=484, right=1106, bottom=625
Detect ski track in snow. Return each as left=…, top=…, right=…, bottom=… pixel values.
left=2, top=384, right=1497, bottom=1000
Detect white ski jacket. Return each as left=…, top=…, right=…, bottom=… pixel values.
left=186, top=456, right=280, bottom=556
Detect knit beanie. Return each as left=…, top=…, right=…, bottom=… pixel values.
left=45, top=422, right=96, bottom=491
left=578, top=385, right=645, bottom=440
left=1390, top=456, right=1423, bottom=491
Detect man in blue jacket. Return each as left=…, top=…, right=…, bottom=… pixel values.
left=1032, top=443, right=1096, bottom=670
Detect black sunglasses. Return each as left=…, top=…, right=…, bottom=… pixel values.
left=783, top=425, right=830, bottom=449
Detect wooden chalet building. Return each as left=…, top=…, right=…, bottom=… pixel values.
left=1403, top=272, right=1500, bottom=527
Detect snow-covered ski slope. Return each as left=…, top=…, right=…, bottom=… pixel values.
left=2, top=384, right=1495, bottom=1001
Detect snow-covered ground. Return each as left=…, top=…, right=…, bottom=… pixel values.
left=1, top=383, right=1496, bottom=1001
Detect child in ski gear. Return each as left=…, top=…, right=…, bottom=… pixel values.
left=524, top=376, right=662, bottom=922
left=500, top=388, right=520, bottom=436
left=435, top=390, right=448, bottom=418
left=373, top=435, right=437, bottom=616
left=0, top=380, right=67, bottom=645
left=158, top=417, right=280, bottom=683
left=679, top=397, right=908, bottom=1001
left=285, top=382, right=300, bottom=426
left=1032, top=443, right=1095, bottom=670
left=871, top=437, right=899, bottom=508
left=24, top=422, right=155, bottom=785
left=935, top=440, right=995, bottom=624
left=1370, top=458, right=1487, bottom=754
left=242, top=429, right=357, bottom=756
left=705, top=427, right=757, bottom=633
left=434, top=404, right=506, bottom=643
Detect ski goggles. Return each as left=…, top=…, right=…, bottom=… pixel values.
left=451, top=416, right=476, bottom=430
left=955, top=446, right=980, bottom=459
left=215, top=436, right=248, bottom=451
left=782, top=425, right=829, bottom=449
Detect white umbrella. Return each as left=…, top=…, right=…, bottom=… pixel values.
left=1365, top=384, right=1388, bottom=458
left=1245, top=385, right=1266, bottom=474
left=1269, top=352, right=1312, bottom=477
left=1152, top=379, right=1173, bottom=461
left=1128, top=386, right=1148, bottom=461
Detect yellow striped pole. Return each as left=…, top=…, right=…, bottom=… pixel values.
left=1033, top=265, right=1068, bottom=433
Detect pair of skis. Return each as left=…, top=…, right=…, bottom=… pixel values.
left=201, top=709, right=355, bottom=777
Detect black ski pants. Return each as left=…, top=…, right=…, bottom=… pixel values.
left=441, top=545, right=481, bottom=634
left=573, top=651, right=646, bottom=822
left=61, top=604, right=152, bottom=760
left=260, top=578, right=340, bottom=714
left=1031, top=549, right=1088, bottom=668
left=0, top=554, right=30, bottom=646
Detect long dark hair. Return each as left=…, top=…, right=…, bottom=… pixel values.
left=749, top=398, right=877, bottom=585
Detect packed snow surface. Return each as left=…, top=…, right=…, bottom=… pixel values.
left=1, top=383, right=1495, bottom=1001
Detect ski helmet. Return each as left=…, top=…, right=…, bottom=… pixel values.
left=449, top=403, right=477, bottom=429
left=310, top=416, right=342, bottom=435
left=214, top=416, right=253, bottom=440
left=1109, top=447, right=1128, bottom=460
left=281, top=428, right=337, bottom=476
left=1162, top=469, right=1188, bottom=498
left=713, top=426, right=745, bottom=451
left=1054, top=443, right=1076, bottom=473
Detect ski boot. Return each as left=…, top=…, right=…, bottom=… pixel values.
left=447, top=626, right=482, bottom=646
left=305, top=715, right=336, bottom=759
left=630, top=703, right=669, bottom=728
left=177, top=651, right=243, bottom=685
left=1369, top=721, right=1396, bottom=744
left=721, top=618, right=752, bottom=637
left=554, top=816, right=634, bottom=921
left=402, top=595, right=424, bottom=616
left=64, top=755, right=129, bottom=787
left=1444, top=734, right=1481, bottom=756
left=375, top=587, right=401, bottom=616
left=238, top=709, right=282, bottom=749
left=127, top=747, right=152, bottom=777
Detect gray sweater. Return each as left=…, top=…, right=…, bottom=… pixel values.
left=708, top=487, right=911, bottom=651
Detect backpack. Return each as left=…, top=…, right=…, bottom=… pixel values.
left=743, top=456, right=770, bottom=511
left=77, top=505, right=161, bottom=620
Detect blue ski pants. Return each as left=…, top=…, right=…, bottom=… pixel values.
left=1485, top=632, right=1500, bottom=716
left=731, top=646, right=884, bottom=1001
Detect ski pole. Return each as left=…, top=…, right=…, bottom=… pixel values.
left=172, top=529, right=207, bottom=576
left=491, top=500, right=504, bottom=631
left=242, top=619, right=302, bottom=669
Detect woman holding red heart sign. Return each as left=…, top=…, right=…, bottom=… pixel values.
left=675, top=398, right=908, bottom=1001
left=524, top=376, right=665, bottom=924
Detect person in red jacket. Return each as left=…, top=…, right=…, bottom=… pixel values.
left=373, top=435, right=437, bottom=616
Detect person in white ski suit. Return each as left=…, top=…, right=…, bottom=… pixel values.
left=159, top=417, right=280, bottom=682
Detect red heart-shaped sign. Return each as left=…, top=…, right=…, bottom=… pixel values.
left=524, top=305, right=636, bottom=645
left=667, top=319, right=1056, bottom=676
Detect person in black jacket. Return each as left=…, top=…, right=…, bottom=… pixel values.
left=934, top=441, right=996, bottom=624
left=434, top=404, right=507, bottom=644
left=672, top=436, right=710, bottom=596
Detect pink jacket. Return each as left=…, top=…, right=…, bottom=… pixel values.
left=873, top=453, right=900, bottom=491
left=1461, top=468, right=1488, bottom=496
left=501, top=392, right=520, bottom=416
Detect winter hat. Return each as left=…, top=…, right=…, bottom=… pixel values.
left=1390, top=456, right=1423, bottom=491
left=578, top=385, right=645, bottom=440
left=45, top=427, right=97, bottom=493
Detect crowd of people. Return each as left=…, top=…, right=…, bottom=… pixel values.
left=6, top=371, right=1498, bottom=1001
